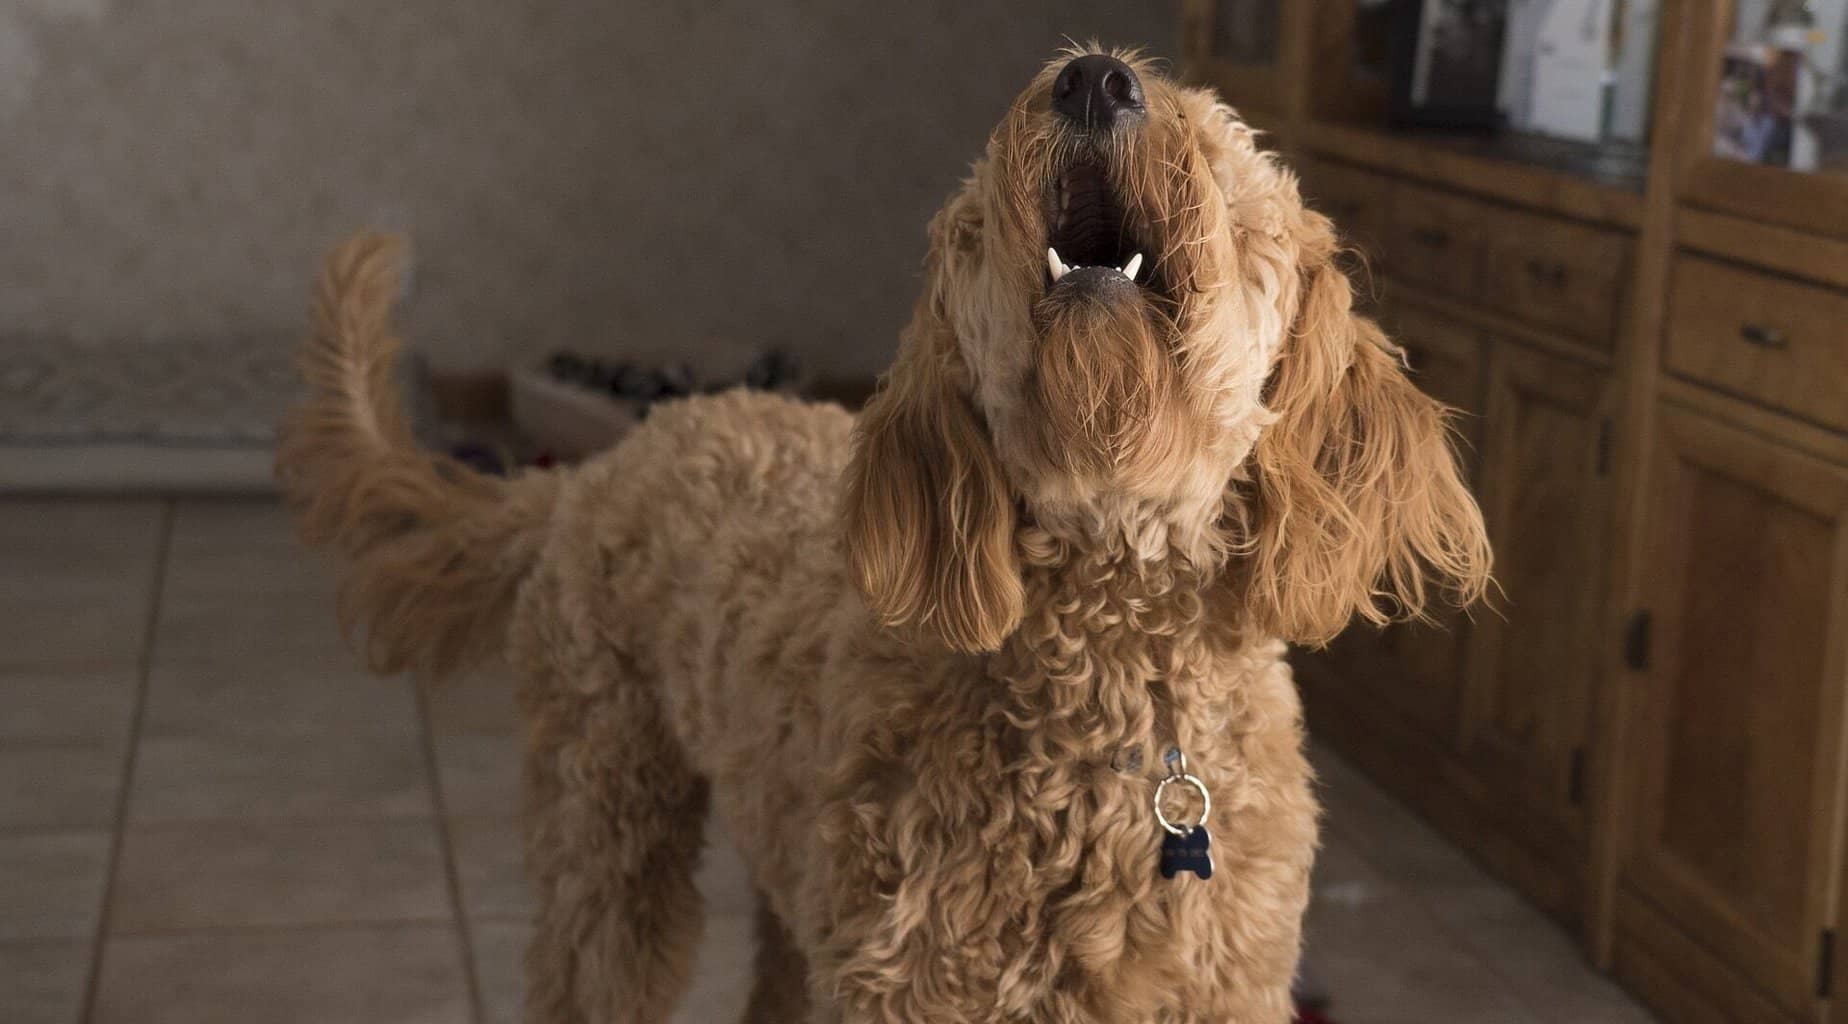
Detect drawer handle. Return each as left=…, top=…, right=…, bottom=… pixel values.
left=1411, top=227, right=1450, bottom=248
left=1525, top=259, right=1568, bottom=289
left=1738, top=323, right=1789, bottom=350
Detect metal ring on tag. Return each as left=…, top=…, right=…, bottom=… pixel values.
left=1153, top=773, right=1212, bottom=837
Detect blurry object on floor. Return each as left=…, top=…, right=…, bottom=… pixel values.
left=427, top=368, right=511, bottom=425
left=803, top=372, right=880, bottom=411
left=512, top=347, right=804, bottom=461
left=508, top=361, right=639, bottom=462
left=0, top=336, right=422, bottom=494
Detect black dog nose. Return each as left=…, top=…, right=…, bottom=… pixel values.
left=1052, top=55, right=1144, bottom=131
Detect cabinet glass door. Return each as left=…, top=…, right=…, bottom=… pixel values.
left=1682, top=0, right=1848, bottom=235
left=1183, top=0, right=1286, bottom=113
left=1210, top=0, right=1281, bottom=64
left=1712, top=0, right=1848, bottom=176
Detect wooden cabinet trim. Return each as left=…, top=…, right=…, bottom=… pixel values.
left=1682, top=160, right=1848, bottom=249
left=1296, top=120, right=1646, bottom=229
left=1676, top=208, right=1848, bottom=293
left=1653, top=408, right=1848, bottom=517
left=1380, top=279, right=1618, bottom=372
left=1614, top=889, right=1798, bottom=1024
left=1660, top=377, right=1848, bottom=469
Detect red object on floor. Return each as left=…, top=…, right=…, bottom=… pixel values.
left=1295, top=1003, right=1337, bottom=1024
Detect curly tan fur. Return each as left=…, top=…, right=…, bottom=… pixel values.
left=280, top=47, right=1489, bottom=1024
left=276, top=235, right=561, bottom=679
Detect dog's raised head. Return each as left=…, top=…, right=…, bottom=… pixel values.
left=844, top=47, right=1490, bottom=653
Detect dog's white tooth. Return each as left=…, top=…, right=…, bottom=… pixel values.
left=1122, top=253, right=1143, bottom=280
left=1047, top=247, right=1067, bottom=282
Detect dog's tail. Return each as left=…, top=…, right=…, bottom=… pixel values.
left=276, top=233, right=560, bottom=680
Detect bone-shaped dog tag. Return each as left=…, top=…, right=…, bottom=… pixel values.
left=1159, top=825, right=1214, bottom=880
left=1153, top=749, right=1214, bottom=882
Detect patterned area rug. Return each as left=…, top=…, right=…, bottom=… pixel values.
left=0, top=337, right=299, bottom=493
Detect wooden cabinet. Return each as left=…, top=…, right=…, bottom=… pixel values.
left=1617, top=408, right=1848, bottom=1018
left=1187, top=5, right=1848, bottom=1019
left=1306, top=310, right=1617, bottom=922
left=1464, top=345, right=1614, bottom=851
left=1325, top=302, right=1485, bottom=746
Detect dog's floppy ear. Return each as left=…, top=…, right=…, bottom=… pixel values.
left=842, top=212, right=1023, bottom=653
left=1231, top=210, right=1491, bottom=645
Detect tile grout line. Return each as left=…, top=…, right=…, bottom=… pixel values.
left=105, top=916, right=477, bottom=940
left=78, top=499, right=175, bottom=1024
left=0, top=811, right=449, bottom=836
left=416, top=686, right=489, bottom=1024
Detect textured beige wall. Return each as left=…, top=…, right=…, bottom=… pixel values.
left=1, top=1, right=1177, bottom=376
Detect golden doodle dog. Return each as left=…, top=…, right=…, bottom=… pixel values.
left=280, top=48, right=1489, bottom=1024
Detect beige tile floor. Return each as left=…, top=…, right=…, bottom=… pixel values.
left=0, top=497, right=1656, bottom=1023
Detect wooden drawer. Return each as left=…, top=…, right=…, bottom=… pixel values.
left=1665, top=254, right=1848, bottom=434
left=1482, top=207, right=1632, bottom=347
left=1385, top=183, right=1485, bottom=296
left=1299, top=158, right=1391, bottom=265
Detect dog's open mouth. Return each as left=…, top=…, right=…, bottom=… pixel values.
left=1045, top=158, right=1157, bottom=296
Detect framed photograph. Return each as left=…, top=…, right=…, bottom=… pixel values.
left=1387, top=0, right=1508, bottom=131
left=1713, top=45, right=1796, bottom=166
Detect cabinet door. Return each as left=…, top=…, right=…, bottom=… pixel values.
left=1327, top=302, right=1486, bottom=744
left=1676, top=0, right=1848, bottom=240
left=1624, top=408, right=1848, bottom=1016
left=1463, top=342, right=1613, bottom=847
